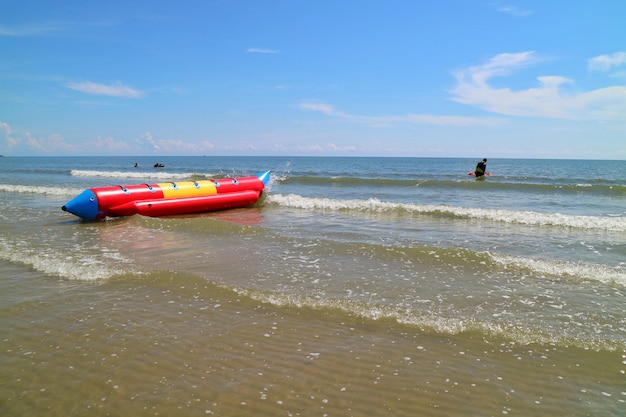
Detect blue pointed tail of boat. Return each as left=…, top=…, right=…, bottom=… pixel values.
left=256, top=170, right=271, bottom=186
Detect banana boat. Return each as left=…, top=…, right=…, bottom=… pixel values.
left=62, top=170, right=270, bottom=221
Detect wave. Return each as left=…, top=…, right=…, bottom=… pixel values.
left=267, top=194, right=626, bottom=232
left=231, top=285, right=623, bottom=351
left=2, top=222, right=622, bottom=351
left=488, top=253, right=626, bottom=287
left=0, top=236, right=138, bottom=281
left=0, top=183, right=83, bottom=196
left=389, top=244, right=626, bottom=287
left=70, top=169, right=212, bottom=181
left=274, top=175, right=626, bottom=195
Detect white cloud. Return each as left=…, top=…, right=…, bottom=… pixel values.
left=2, top=126, right=72, bottom=154
left=299, top=102, right=503, bottom=127
left=247, top=48, right=278, bottom=54
left=92, top=136, right=137, bottom=152
left=0, top=23, right=62, bottom=37
left=26, top=132, right=77, bottom=153
left=155, top=139, right=216, bottom=153
left=135, top=132, right=215, bottom=154
left=450, top=51, right=626, bottom=121
left=497, top=5, right=533, bottom=17
left=0, top=19, right=117, bottom=37
left=140, top=132, right=161, bottom=150
left=327, top=143, right=356, bottom=152
left=0, top=122, right=218, bottom=155
left=0, top=121, right=12, bottom=138
left=87, top=132, right=219, bottom=155
left=455, top=51, right=539, bottom=86
left=66, top=81, right=144, bottom=98
left=299, top=102, right=336, bottom=115
left=0, top=121, right=21, bottom=151
left=588, top=52, right=626, bottom=71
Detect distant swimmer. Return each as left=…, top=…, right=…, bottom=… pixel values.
left=154, top=163, right=165, bottom=168
left=134, top=163, right=139, bottom=168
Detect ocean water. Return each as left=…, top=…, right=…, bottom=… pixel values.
left=1, top=156, right=625, bottom=416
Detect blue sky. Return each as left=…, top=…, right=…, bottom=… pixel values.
left=1, top=1, right=625, bottom=158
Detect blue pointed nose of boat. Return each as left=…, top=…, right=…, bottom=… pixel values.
left=61, top=189, right=100, bottom=221
left=256, top=170, right=271, bottom=186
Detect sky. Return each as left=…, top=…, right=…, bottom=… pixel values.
left=1, top=1, right=625, bottom=159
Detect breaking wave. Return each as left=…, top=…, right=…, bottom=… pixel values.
left=267, top=194, right=626, bottom=232
left=0, top=183, right=83, bottom=196
left=231, top=285, right=624, bottom=351
left=70, top=169, right=210, bottom=181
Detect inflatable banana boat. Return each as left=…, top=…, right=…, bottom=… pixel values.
left=62, top=170, right=271, bottom=221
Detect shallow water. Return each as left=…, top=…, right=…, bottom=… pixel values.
left=1, top=156, right=625, bottom=416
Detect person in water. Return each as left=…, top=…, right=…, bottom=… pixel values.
left=475, top=158, right=487, bottom=177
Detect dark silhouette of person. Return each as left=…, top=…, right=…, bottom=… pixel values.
left=475, top=158, right=487, bottom=177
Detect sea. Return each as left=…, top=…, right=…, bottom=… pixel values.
left=1, top=156, right=625, bottom=417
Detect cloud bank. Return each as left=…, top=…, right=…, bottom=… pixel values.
left=0, top=122, right=216, bottom=155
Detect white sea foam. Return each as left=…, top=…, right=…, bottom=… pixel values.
left=0, top=237, right=134, bottom=281
left=0, top=183, right=83, bottom=196
left=233, top=286, right=621, bottom=350
left=490, top=254, right=626, bottom=287
left=70, top=169, right=204, bottom=180
left=267, top=194, right=626, bottom=232
left=269, top=173, right=288, bottom=183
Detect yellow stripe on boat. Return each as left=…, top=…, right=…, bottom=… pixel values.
left=159, top=180, right=218, bottom=199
